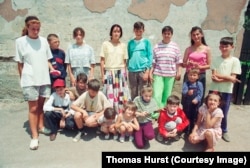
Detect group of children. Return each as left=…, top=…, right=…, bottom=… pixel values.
left=15, top=16, right=241, bottom=152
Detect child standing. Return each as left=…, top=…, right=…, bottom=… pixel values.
left=133, top=86, right=159, bottom=149
left=97, top=107, right=118, bottom=140
left=189, top=93, right=224, bottom=152
left=182, top=68, right=203, bottom=134
left=127, top=21, right=153, bottom=100
left=100, top=24, right=131, bottom=113
left=115, top=101, right=140, bottom=143
left=157, top=95, right=189, bottom=142
left=182, top=26, right=211, bottom=103
left=15, top=16, right=54, bottom=150
left=44, top=79, right=74, bottom=141
left=71, top=79, right=112, bottom=142
left=209, top=37, right=241, bottom=142
left=150, top=26, right=182, bottom=109
left=47, top=34, right=67, bottom=90
left=66, top=27, right=95, bottom=86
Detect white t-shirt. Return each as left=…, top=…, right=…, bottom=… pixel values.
left=14, top=35, right=53, bottom=87
left=209, top=56, right=241, bottom=93
left=65, top=43, right=95, bottom=68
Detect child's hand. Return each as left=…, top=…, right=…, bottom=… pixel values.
left=188, top=89, right=194, bottom=95
left=192, top=99, right=198, bottom=104
left=229, top=76, right=241, bottom=83
left=142, top=71, right=149, bottom=81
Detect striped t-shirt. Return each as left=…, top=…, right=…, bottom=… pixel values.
left=153, top=41, right=182, bottom=77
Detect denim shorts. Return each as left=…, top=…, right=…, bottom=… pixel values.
left=22, top=85, right=51, bottom=101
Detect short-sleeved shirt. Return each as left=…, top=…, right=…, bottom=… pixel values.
left=65, top=43, right=95, bottom=68
left=73, top=91, right=111, bottom=113
left=98, top=114, right=117, bottom=126
left=153, top=41, right=182, bottom=77
left=209, top=56, right=241, bottom=93
left=100, top=41, right=128, bottom=70
left=67, top=86, right=86, bottom=100
left=15, top=36, right=53, bottom=87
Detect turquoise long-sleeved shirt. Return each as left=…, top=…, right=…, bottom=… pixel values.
left=127, top=38, right=152, bottom=72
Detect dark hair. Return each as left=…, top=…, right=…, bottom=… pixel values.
left=104, top=107, right=117, bottom=119
left=190, top=26, right=207, bottom=46
left=76, top=73, right=88, bottom=83
left=162, top=26, right=173, bottom=34
left=220, top=37, right=234, bottom=46
left=47, top=34, right=58, bottom=42
left=204, top=92, right=223, bottom=108
left=73, top=27, right=85, bottom=38
left=87, top=79, right=100, bottom=92
left=22, top=16, right=40, bottom=36
left=133, top=21, right=144, bottom=30
left=167, top=95, right=180, bottom=105
left=124, top=101, right=137, bottom=112
left=110, top=24, right=123, bottom=39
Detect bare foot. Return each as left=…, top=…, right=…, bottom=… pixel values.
left=205, top=148, right=214, bottom=152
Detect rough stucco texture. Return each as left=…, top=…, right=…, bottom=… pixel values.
left=0, top=0, right=27, bottom=22
left=202, top=0, right=247, bottom=33
left=127, top=0, right=187, bottom=22
left=83, top=0, right=116, bottom=13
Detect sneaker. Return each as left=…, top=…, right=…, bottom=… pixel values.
left=129, top=135, right=134, bottom=142
left=156, top=133, right=163, bottom=142
left=119, top=136, right=125, bottom=143
left=222, top=133, right=230, bottom=142
left=38, top=127, right=51, bottom=135
left=29, top=139, right=39, bottom=150
left=73, top=131, right=82, bottom=142
left=104, top=134, right=110, bottom=140
left=113, top=134, right=118, bottom=140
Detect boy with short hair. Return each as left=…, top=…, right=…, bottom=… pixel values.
left=66, top=72, right=88, bottom=100
left=47, top=34, right=67, bottom=90
left=71, top=79, right=112, bottom=142
left=127, top=21, right=153, bottom=100
left=157, top=95, right=189, bottom=142
left=44, top=79, right=75, bottom=141
left=209, top=37, right=241, bottom=142
left=181, top=68, right=203, bottom=134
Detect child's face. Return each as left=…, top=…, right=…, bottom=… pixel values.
left=76, top=80, right=87, bottom=90
left=134, top=28, right=144, bottom=39
left=55, top=87, right=65, bottom=97
left=74, top=31, right=84, bottom=44
left=166, top=103, right=178, bottom=114
left=187, top=73, right=199, bottom=83
left=49, top=37, right=60, bottom=50
left=88, top=89, right=98, bottom=98
left=191, top=30, right=203, bottom=44
left=162, top=31, right=172, bottom=43
left=111, top=26, right=121, bottom=41
left=207, top=94, right=220, bottom=110
left=219, top=44, right=233, bottom=57
left=142, top=92, right=152, bottom=103
left=124, top=108, right=135, bottom=117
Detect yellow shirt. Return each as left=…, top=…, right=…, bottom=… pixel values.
left=100, top=41, right=128, bottom=70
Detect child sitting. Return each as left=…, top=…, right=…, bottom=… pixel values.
left=189, top=92, right=224, bottom=152
left=97, top=107, right=118, bottom=140
left=44, top=79, right=75, bottom=141
left=71, top=79, right=112, bottom=142
left=115, top=101, right=140, bottom=143
left=157, top=95, right=189, bottom=142
left=133, top=86, right=159, bottom=149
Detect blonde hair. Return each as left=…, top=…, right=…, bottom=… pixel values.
left=140, top=85, right=153, bottom=95
left=22, top=16, right=40, bottom=36
left=188, top=68, right=200, bottom=75
left=124, top=101, right=137, bottom=113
